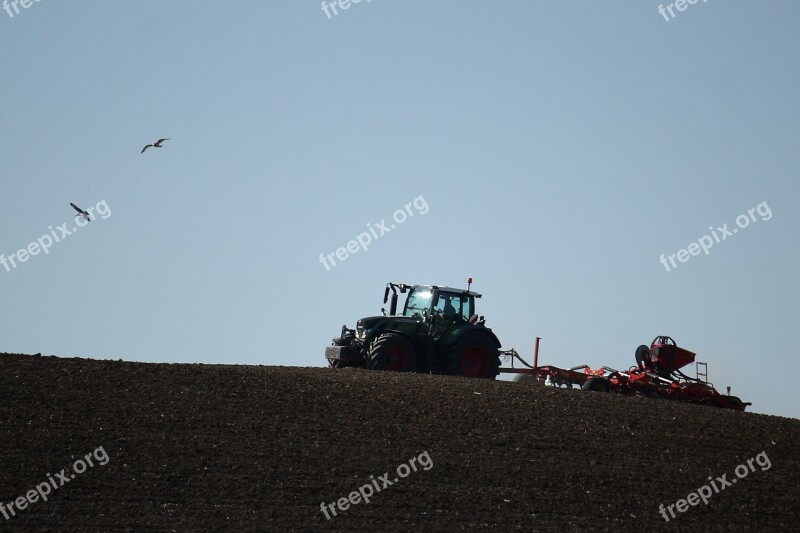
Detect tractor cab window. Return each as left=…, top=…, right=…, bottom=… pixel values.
left=403, top=289, right=433, bottom=319
left=433, top=292, right=472, bottom=321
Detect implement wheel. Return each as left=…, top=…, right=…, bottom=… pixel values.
left=725, top=396, right=745, bottom=410
left=643, top=389, right=661, bottom=399
left=582, top=377, right=612, bottom=392
left=699, top=397, right=722, bottom=408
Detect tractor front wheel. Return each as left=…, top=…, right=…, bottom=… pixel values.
left=368, top=333, right=417, bottom=372
left=446, top=331, right=501, bottom=379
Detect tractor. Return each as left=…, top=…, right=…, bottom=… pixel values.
left=325, top=279, right=503, bottom=379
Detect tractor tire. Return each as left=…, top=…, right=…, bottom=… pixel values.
left=582, top=377, right=611, bottom=392
left=446, top=331, right=501, bottom=379
left=368, top=333, right=417, bottom=372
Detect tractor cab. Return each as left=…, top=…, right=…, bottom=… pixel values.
left=401, top=285, right=478, bottom=323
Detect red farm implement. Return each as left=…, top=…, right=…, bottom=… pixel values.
left=501, top=336, right=750, bottom=411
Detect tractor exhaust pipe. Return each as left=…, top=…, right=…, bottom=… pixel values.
left=385, top=283, right=399, bottom=316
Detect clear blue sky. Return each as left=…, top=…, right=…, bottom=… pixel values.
left=2, top=2, right=798, bottom=418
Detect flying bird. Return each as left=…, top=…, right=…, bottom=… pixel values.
left=70, top=203, right=91, bottom=222
left=141, top=138, right=169, bottom=154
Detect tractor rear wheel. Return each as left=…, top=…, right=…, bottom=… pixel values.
left=582, top=377, right=611, bottom=392
left=446, top=331, right=501, bottom=379
left=368, top=333, right=417, bottom=372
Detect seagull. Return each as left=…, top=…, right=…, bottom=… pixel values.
left=70, top=202, right=91, bottom=222
left=141, top=138, right=169, bottom=154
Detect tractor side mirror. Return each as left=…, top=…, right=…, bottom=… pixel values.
left=383, top=286, right=390, bottom=304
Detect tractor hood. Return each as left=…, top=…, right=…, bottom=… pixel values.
left=356, top=315, right=418, bottom=339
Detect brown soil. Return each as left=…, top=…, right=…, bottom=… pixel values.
left=1, top=353, right=797, bottom=531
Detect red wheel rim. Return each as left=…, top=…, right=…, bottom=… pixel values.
left=460, top=346, right=489, bottom=378
left=385, top=345, right=407, bottom=371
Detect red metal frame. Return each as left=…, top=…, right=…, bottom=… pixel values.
left=500, top=336, right=751, bottom=412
